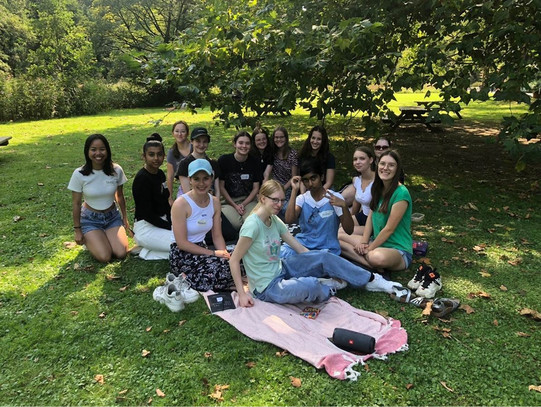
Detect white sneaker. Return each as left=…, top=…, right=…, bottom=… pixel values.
left=166, top=273, right=199, bottom=304
left=153, top=283, right=185, bottom=312
left=364, top=273, right=401, bottom=294
left=415, top=269, right=442, bottom=299
left=318, top=278, right=348, bottom=290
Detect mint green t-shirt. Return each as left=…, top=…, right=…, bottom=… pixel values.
left=239, top=213, right=288, bottom=294
left=371, top=185, right=412, bottom=254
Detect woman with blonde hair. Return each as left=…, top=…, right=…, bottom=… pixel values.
left=229, top=181, right=400, bottom=307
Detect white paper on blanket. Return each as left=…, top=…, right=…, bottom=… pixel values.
left=203, top=291, right=408, bottom=381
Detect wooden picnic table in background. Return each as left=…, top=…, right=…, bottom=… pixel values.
left=390, top=106, right=439, bottom=131
left=415, top=100, right=462, bottom=119
left=0, top=136, right=12, bottom=147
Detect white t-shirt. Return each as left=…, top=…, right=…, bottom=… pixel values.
left=68, top=164, right=127, bottom=210
left=295, top=190, right=343, bottom=217
left=353, top=176, right=373, bottom=216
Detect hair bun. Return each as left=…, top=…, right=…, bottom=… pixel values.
left=147, top=133, right=162, bottom=142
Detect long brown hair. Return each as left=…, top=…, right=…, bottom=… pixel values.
left=272, top=126, right=291, bottom=159
left=171, top=120, right=189, bottom=159
left=370, top=150, right=403, bottom=214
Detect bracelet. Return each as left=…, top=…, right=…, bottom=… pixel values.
left=74, top=226, right=81, bottom=229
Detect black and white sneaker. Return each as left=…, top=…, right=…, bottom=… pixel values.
left=407, top=264, right=432, bottom=290
left=415, top=269, right=442, bottom=299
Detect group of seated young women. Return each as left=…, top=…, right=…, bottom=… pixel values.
left=69, top=126, right=412, bottom=308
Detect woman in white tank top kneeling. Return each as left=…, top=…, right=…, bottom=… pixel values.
left=169, top=159, right=233, bottom=291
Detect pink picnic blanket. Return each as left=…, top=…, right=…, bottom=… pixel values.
left=203, top=292, right=408, bottom=380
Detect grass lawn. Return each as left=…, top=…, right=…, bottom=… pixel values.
left=0, top=94, right=539, bottom=406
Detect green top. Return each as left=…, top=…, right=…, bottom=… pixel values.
left=372, top=184, right=412, bottom=254
left=239, top=213, right=288, bottom=293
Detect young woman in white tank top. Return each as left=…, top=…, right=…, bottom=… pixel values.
left=169, top=159, right=233, bottom=291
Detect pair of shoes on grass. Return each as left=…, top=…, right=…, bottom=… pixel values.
left=153, top=273, right=200, bottom=312
left=407, top=264, right=442, bottom=298
left=390, top=286, right=460, bottom=318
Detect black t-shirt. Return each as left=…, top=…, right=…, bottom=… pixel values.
left=218, top=153, right=262, bottom=198
left=132, top=168, right=171, bottom=229
left=175, top=154, right=222, bottom=180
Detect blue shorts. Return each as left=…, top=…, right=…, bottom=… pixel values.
left=80, top=205, right=123, bottom=234
left=397, top=249, right=413, bottom=269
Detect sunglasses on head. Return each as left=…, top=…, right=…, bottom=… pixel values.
left=375, top=145, right=389, bottom=151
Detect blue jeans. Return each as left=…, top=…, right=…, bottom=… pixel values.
left=254, top=251, right=373, bottom=304
left=283, top=251, right=372, bottom=288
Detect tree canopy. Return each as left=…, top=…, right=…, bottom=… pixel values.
left=0, top=0, right=539, bottom=154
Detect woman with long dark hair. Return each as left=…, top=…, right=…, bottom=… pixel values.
left=298, top=125, right=335, bottom=190
left=343, top=150, right=412, bottom=272
left=68, top=134, right=130, bottom=263
left=250, top=126, right=273, bottom=184
left=132, top=133, right=172, bottom=260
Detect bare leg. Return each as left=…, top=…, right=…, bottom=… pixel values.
left=105, top=226, right=129, bottom=260
left=84, top=230, right=113, bottom=263
left=365, top=248, right=406, bottom=271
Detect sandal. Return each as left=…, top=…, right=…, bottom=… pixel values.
left=409, top=296, right=429, bottom=308
left=390, top=285, right=412, bottom=303
left=431, top=298, right=461, bottom=318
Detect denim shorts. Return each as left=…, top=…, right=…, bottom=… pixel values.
left=398, top=249, right=413, bottom=269
left=80, top=205, right=123, bottom=234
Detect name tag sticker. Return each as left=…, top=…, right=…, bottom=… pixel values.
left=197, top=219, right=207, bottom=225
left=319, top=210, right=334, bottom=218
left=240, top=174, right=250, bottom=180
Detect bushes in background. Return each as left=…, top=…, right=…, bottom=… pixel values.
left=0, top=76, right=152, bottom=122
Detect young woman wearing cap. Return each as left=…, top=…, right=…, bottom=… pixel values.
left=169, top=159, right=233, bottom=291
left=175, top=127, right=238, bottom=242
left=68, top=134, right=130, bottom=263
left=131, top=133, right=172, bottom=260
left=166, top=120, right=193, bottom=204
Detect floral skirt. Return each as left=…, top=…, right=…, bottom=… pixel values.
left=169, top=242, right=233, bottom=291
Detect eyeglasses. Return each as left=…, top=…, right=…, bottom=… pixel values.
left=374, top=145, right=389, bottom=151
left=265, top=195, right=286, bottom=205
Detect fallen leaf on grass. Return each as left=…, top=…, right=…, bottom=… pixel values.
left=94, top=374, right=105, bottom=384
left=37, top=182, right=44, bottom=186
left=440, top=381, right=454, bottom=392
left=500, top=285, right=508, bottom=291
left=142, top=349, right=151, bottom=357
left=468, top=291, right=491, bottom=299
left=63, top=241, right=77, bottom=249
left=13, top=215, right=23, bottom=222
left=98, top=312, right=106, bottom=318
left=119, top=285, right=129, bottom=292
left=529, top=385, right=541, bottom=393
left=118, top=389, right=128, bottom=395
left=276, top=350, right=288, bottom=357
left=209, top=384, right=229, bottom=402
left=204, top=352, right=213, bottom=360
left=178, top=320, right=187, bottom=326
left=519, top=308, right=541, bottom=321
left=145, top=326, right=152, bottom=332
left=517, top=332, right=531, bottom=337
left=418, top=257, right=431, bottom=264
left=162, top=329, right=170, bottom=333
left=479, top=270, right=491, bottom=277
left=441, top=237, right=455, bottom=244
left=70, top=311, right=78, bottom=316
left=147, top=397, right=152, bottom=404
left=156, top=388, right=165, bottom=398
left=460, top=304, right=475, bottom=314
left=493, top=319, right=498, bottom=326
left=39, top=233, right=49, bottom=237
left=472, top=244, right=486, bottom=252
left=406, top=383, right=414, bottom=390
left=290, top=377, right=302, bottom=387
left=468, top=202, right=478, bottom=211
left=422, top=302, right=433, bottom=316
left=245, top=361, right=256, bottom=368
left=507, top=258, right=522, bottom=266
left=106, top=274, right=121, bottom=281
